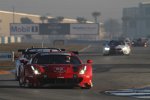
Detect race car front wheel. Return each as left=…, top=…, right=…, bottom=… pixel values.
left=19, top=70, right=30, bottom=88
left=81, top=83, right=93, bottom=89
left=19, top=76, right=33, bottom=88
left=19, top=75, right=25, bottom=87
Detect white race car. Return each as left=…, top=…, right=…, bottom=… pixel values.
left=103, top=40, right=131, bottom=56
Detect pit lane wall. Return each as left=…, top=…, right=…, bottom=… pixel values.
left=0, top=52, right=14, bottom=62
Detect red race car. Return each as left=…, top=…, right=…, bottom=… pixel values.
left=19, top=51, right=93, bottom=89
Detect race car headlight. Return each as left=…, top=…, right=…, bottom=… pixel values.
left=79, top=66, right=87, bottom=75
left=31, top=66, right=41, bottom=75
left=122, top=47, right=128, bottom=51
left=34, top=70, right=40, bottom=75
left=104, top=47, right=110, bottom=51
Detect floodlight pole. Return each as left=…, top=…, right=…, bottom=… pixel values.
left=12, top=6, right=15, bottom=23
left=42, top=35, right=44, bottom=48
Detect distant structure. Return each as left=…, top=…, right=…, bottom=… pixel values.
left=0, top=10, right=82, bottom=36
left=122, top=2, right=150, bottom=38
left=0, top=10, right=104, bottom=43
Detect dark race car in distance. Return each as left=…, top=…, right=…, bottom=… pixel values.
left=132, top=38, right=149, bottom=47
left=19, top=51, right=93, bottom=89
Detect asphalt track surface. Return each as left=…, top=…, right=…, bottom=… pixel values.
left=0, top=45, right=150, bottom=100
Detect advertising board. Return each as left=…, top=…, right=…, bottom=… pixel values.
left=70, top=23, right=99, bottom=35
left=10, top=24, right=39, bottom=35
left=10, top=23, right=99, bottom=35
left=39, top=23, right=70, bottom=35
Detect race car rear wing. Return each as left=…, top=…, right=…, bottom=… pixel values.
left=18, top=49, right=38, bottom=54
left=18, top=48, right=66, bottom=54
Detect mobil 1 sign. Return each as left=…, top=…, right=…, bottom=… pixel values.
left=10, top=24, right=39, bottom=35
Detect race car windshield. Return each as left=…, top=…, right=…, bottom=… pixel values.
left=24, top=54, right=34, bottom=60
left=33, top=55, right=81, bottom=64
left=108, top=41, right=125, bottom=46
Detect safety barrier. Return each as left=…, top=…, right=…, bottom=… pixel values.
left=0, top=36, right=22, bottom=44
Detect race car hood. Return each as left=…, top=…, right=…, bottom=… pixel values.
left=115, top=45, right=125, bottom=49
left=107, top=44, right=125, bottom=49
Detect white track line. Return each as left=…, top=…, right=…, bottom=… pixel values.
left=106, top=88, right=150, bottom=99
left=79, top=45, right=91, bottom=52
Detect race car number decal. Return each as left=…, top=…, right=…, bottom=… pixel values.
left=54, top=67, right=65, bottom=73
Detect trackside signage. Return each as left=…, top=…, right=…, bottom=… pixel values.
left=0, top=52, right=14, bottom=61
left=10, top=24, right=39, bottom=35
left=70, top=23, right=99, bottom=35
left=39, top=23, right=70, bottom=35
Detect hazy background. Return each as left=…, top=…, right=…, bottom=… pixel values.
left=0, top=0, right=149, bottom=22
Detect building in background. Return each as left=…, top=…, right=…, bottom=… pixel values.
left=0, top=11, right=41, bottom=36
left=122, top=2, right=150, bottom=38
left=0, top=10, right=104, bottom=44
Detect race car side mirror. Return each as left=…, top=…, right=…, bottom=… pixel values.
left=87, top=60, right=93, bottom=64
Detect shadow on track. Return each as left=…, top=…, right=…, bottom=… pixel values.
left=0, top=85, right=19, bottom=88
left=0, top=79, right=16, bottom=81
left=0, top=78, right=20, bottom=88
